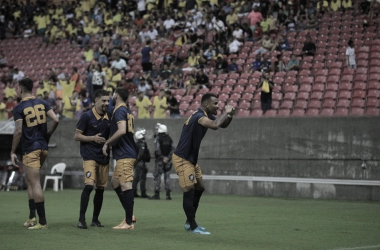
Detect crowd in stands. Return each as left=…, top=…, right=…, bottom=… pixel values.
left=0, top=0, right=379, bottom=120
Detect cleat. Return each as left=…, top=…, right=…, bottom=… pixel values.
left=28, top=223, right=48, bottom=230
left=77, top=221, right=88, bottom=229
left=90, top=220, right=104, bottom=227
left=112, top=221, right=134, bottom=230
left=140, top=193, right=149, bottom=198
left=166, top=196, right=172, bottom=200
left=190, top=226, right=210, bottom=235
left=184, top=222, right=206, bottom=231
left=24, top=217, right=37, bottom=227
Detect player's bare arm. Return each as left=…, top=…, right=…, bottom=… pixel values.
left=46, top=109, right=59, bottom=139
left=10, top=120, right=22, bottom=166
left=102, top=121, right=126, bottom=156
left=74, top=130, right=106, bottom=144
left=199, top=105, right=235, bottom=130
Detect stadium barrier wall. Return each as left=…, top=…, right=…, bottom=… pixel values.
left=3, top=116, right=380, bottom=200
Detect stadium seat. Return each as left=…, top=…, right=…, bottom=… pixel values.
left=308, top=100, right=322, bottom=109
left=365, top=108, right=380, bottom=116
left=250, top=109, right=263, bottom=117
left=315, top=76, right=327, bottom=84
left=349, top=108, right=365, bottom=116
left=326, top=83, right=339, bottom=92
left=351, top=99, right=365, bottom=108
left=299, top=84, right=312, bottom=93
left=322, top=99, right=336, bottom=109
left=320, top=108, right=334, bottom=116
left=366, top=97, right=380, bottom=108
left=306, top=108, right=319, bottom=116
left=236, top=109, right=250, bottom=117
left=272, top=92, right=283, bottom=101
left=278, top=109, right=291, bottom=116
left=335, top=107, right=349, bottom=116
left=280, top=100, right=294, bottom=110
left=291, top=109, right=306, bottom=116
left=352, top=90, right=366, bottom=100
left=284, top=85, right=299, bottom=93
left=368, top=89, right=380, bottom=99
left=310, top=91, right=323, bottom=100
left=264, top=110, right=277, bottom=117
left=294, top=100, right=308, bottom=110
left=313, top=84, right=325, bottom=92
left=297, top=91, right=310, bottom=100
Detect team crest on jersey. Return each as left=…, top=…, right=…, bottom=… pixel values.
left=86, top=171, right=92, bottom=178
left=189, top=174, right=194, bottom=182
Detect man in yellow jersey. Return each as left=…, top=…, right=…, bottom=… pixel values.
left=153, top=89, right=168, bottom=118
left=135, top=91, right=152, bottom=119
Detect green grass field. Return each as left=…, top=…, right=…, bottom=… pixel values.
left=0, top=190, right=379, bottom=250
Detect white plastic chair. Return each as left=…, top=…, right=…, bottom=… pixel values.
left=43, top=163, right=66, bottom=192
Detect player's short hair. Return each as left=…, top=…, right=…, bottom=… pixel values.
left=94, top=89, right=109, bottom=99
left=19, top=78, right=33, bottom=93
left=115, top=87, right=129, bottom=102
left=201, top=93, right=218, bottom=104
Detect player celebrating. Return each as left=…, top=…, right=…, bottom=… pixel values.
left=102, top=87, right=137, bottom=230
left=172, top=93, right=235, bottom=235
left=11, top=78, right=59, bottom=229
left=74, top=89, right=110, bottom=229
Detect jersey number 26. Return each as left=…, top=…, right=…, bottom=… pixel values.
left=24, top=104, right=46, bottom=127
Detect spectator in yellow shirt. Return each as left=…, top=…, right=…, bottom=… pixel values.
left=0, top=98, right=6, bottom=120
left=62, top=91, right=78, bottom=119
left=331, top=0, right=341, bottom=11
left=4, top=81, right=17, bottom=99
left=83, top=46, right=94, bottom=62
left=109, top=68, right=122, bottom=88
left=153, top=89, right=168, bottom=118
left=342, top=0, right=352, bottom=10
left=135, top=91, right=152, bottom=119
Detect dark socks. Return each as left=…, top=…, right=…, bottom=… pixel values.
left=193, top=189, right=204, bottom=216
left=28, top=199, right=36, bottom=219
left=183, top=190, right=197, bottom=230
left=92, top=189, right=104, bottom=222
left=79, top=185, right=93, bottom=222
left=114, top=186, right=126, bottom=210
left=122, top=190, right=134, bottom=225
left=35, top=202, right=46, bottom=225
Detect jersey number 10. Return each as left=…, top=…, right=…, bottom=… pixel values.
left=24, top=104, right=46, bottom=127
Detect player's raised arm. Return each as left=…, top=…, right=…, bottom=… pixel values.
left=198, top=105, right=235, bottom=130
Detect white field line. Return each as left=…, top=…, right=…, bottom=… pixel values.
left=330, top=244, right=380, bottom=250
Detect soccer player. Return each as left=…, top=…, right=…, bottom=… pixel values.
left=74, top=89, right=110, bottom=229
left=102, top=87, right=137, bottom=230
left=11, top=78, right=59, bottom=229
left=172, top=93, right=235, bottom=235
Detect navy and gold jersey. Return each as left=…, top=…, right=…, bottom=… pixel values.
left=174, top=108, right=216, bottom=165
left=76, top=107, right=110, bottom=165
left=13, top=97, right=51, bottom=154
left=110, top=104, right=137, bottom=160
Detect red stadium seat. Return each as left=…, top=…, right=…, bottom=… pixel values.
left=351, top=99, right=365, bottom=108
left=366, top=97, right=380, bottom=108
left=320, top=108, right=334, bottom=116
left=326, top=83, right=339, bottom=91
left=308, top=100, right=322, bottom=109
left=322, top=99, right=336, bottom=109
left=283, top=92, right=296, bottom=101
left=353, top=81, right=367, bottom=91
left=294, top=100, right=308, bottom=110
left=278, top=109, right=291, bottom=116
left=292, top=109, right=306, bottom=116
left=272, top=92, right=283, bottom=101
left=315, top=76, right=327, bottom=84
left=352, top=90, right=366, bottom=100
left=236, top=109, right=250, bottom=117
left=280, top=100, right=294, bottom=110
left=335, top=107, right=349, bottom=116
left=299, top=84, right=312, bottom=93
left=264, top=110, right=277, bottom=117
left=368, top=89, right=380, bottom=99
left=241, top=93, right=254, bottom=101
left=310, top=91, right=323, bottom=100
left=238, top=101, right=251, bottom=109
left=313, top=83, right=325, bottom=92
left=368, top=81, right=380, bottom=90
left=306, top=108, right=320, bottom=116
left=297, top=91, right=310, bottom=100
left=349, top=108, right=365, bottom=116
left=365, top=108, right=380, bottom=115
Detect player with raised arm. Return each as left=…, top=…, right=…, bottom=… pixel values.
left=74, top=89, right=110, bottom=229
left=11, top=78, right=59, bottom=229
left=172, top=93, right=235, bottom=235
left=102, top=87, right=138, bottom=230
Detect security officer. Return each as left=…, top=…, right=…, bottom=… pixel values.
left=132, top=129, right=150, bottom=198
left=149, top=123, right=175, bottom=200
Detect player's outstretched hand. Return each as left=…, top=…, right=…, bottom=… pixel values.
left=225, top=105, right=236, bottom=116
left=94, top=134, right=106, bottom=144
left=102, top=143, right=109, bottom=156
left=10, top=153, right=19, bottom=167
